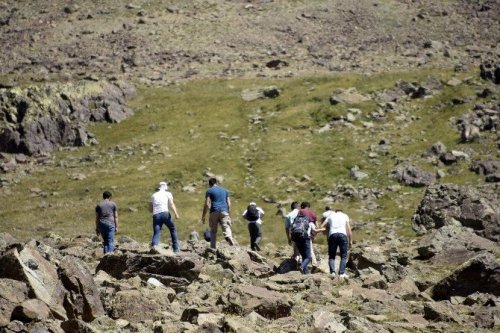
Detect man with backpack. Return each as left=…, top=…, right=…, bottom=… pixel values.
left=291, top=202, right=324, bottom=274
left=284, top=201, right=300, bottom=261
left=242, top=202, right=264, bottom=251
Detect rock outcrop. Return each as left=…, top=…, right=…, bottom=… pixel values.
left=0, top=81, right=134, bottom=156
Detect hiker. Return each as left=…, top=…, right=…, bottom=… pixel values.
left=291, top=202, right=325, bottom=274
left=321, top=209, right=353, bottom=278
left=242, top=202, right=264, bottom=251
left=95, top=191, right=118, bottom=254
left=321, top=205, right=334, bottom=223
left=149, top=181, right=180, bottom=253
left=201, top=177, right=235, bottom=249
left=299, top=201, right=319, bottom=269
left=284, top=201, right=300, bottom=261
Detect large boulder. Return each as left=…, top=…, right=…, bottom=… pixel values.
left=479, top=60, right=500, bottom=84
left=58, top=256, right=105, bottom=322
left=390, top=164, right=436, bottom=187
left=0, top=81, right=135, bottom=155
left=216, top=246, right=275, bottom=278
left=412, top=184, right=500, bottom=241
left=0, top=242, right=67, bottom=320
left=429, top=253, right=500, bottom=300
left=0, top=279, right=29, bottom=326
left=96, top=252, right=204, bottom=283
left=417, top=225, right=497, bottom=262
left=221, top=285, right=293, bottom=320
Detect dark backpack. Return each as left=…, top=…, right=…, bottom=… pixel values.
left=245, top=205, right=260, bottom=221
left=290, top=213, right=310, bottom=241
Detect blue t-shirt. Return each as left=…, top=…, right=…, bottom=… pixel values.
left=205, top=185, right=229, bottom=212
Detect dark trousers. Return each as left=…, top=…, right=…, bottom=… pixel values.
left=248, top=222, right=262, bottom=251
left=328, top=233, right=349, bottom=274
left=295, top=237, right=311, bottom=274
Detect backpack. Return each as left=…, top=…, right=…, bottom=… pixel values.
left=290, top=213, right=310, bottom=241
left=245, top=205, right=260, bottom=221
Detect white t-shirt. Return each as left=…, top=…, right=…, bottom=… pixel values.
left=326, top=211, right=350, bottom=237
left=322, top=210, right=334, bottom=220
left=150, top=190, right=173, bottom=215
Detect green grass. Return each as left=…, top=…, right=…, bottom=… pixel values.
left=0, top=69, right=491, bottom=248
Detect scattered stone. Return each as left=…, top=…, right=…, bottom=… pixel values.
left=390, top=164, right=436, bottom=187
left=330, top=87, right=370, bottom=105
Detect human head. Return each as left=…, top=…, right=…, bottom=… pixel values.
left=103, top=191, right=112, bottom=199
left=290, top=201, right=299, bottom=210
left=325, top=205, right=332, bottom=211
left=208, top=177, right=217, bottom=187
left=158, top=181, right=168, bottom=190
left=300, top=201, right=310, bottom=209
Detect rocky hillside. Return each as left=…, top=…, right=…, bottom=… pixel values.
left=0, top=0, right=498, bottom=85
left=0, top=202, right=498, bottom=333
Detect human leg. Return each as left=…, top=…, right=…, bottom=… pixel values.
left=254, top=223, right=262, bottom=250
left=164, top=212, right=180, bottom=252
left=151, top=213, right=165, bottom=246
left=209, top=212, right=219, bottom=249
left=328, top=234, right=338, bottom=274
left=296, top=238, right=311, bottom=274
left=99, top=222, right=115, bottom=254
left=220, top=212, right=235, bottom=245
left=338, top=234, right=349, bottom=275
left=310, top=238, right=317, bottom=266
left=248, top=222, right=260, bottom=250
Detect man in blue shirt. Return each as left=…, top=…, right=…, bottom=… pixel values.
left=201, top=177, right=235, bottom=249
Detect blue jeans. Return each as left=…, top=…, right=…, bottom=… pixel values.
left=99, top=222, right=115, bottom=254
left=152, top=212, right=179, bottom=252
left=295, top=237, right=311, bottom=274
left=328, top=233, right=349, bottom=274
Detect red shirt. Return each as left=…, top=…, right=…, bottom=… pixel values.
left=299, top=208, right=317, bottom=225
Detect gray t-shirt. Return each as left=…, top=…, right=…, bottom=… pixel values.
left=96, top=200, right=117, bottom=225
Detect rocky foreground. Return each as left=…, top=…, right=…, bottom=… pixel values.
left=0, top=182, right=498, bottom=333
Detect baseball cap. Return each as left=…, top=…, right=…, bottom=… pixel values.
left=249, top=202, right=256, bottom=206
left=158, top=181, right=168, bottom=190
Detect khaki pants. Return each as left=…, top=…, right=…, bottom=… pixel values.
left=209, top=211, right=234, bottom=248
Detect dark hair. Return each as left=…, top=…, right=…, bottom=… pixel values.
left=300, top=201, right=310, bottom=209
left=208, top=177, right=217, bottom=186
left=103, top=191, right=112, bottom=199
left=325, top=205, right=332, bottom=211
left=291, top=201, right=299, bottom=210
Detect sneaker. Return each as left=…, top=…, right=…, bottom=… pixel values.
left=339, top=273, right=349, bottom=279
left=331, top=272, right=336, bottom=277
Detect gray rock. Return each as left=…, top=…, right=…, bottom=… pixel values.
left=11, top=299, right=51, bottom=322
left=58, top=256, right=105, bottom=322
left=430, top=252, right=500, bottom=300
left=0, top=279, right=29, bottom=326
left=470, top=160, right=500, bottom=176
left=391, top=164, right=436, bottom=187
left=241, top=86, right=280, bottom=101
left=412, top=183, right=500, bottom=241
left=480, top=60, right=500, bottom=84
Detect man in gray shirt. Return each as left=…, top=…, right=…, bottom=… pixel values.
left=95, top=191, right=118, bottom=253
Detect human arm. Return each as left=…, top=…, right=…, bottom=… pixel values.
left=169, top=198, right=180, bottom=219
left=113, top=207, right=119, bottom=233
left=346, top=220, right=353, bottom=247
left=201, top=196, right=210, bottom=224
left=226, top=196, right=231, bottom=215
left=149, top=201, right=153, bottom=214
left=95, top=210, right=100, bottom=236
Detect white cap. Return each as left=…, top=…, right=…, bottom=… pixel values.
left=158, top=181, right=168, bottom=190
left=249, top=202, right=256, bottom=206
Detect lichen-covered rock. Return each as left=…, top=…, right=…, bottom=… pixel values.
left=0, top=81, right=135, bottom=156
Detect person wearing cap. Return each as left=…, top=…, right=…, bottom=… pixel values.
left=149, top=181, right=180, bottom=253
left=201, top=177, right=235, bottom=249
left=242, top=202, right=265, bottom=251
left=95, top=190, right=118, bottom=254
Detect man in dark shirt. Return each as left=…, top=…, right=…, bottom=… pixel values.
left=95, top=191, right=118, bottom=254
left=201, top=178, right=235, bottom=249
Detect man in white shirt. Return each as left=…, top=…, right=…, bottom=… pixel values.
left=149, top=181, right=180, bottom=252
left=321, top=209, right=352, bottom=278
left=242, top=202, right=264, bottom=251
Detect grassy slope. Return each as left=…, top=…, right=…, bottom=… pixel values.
left=0, top=69, right=492, bottom=248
